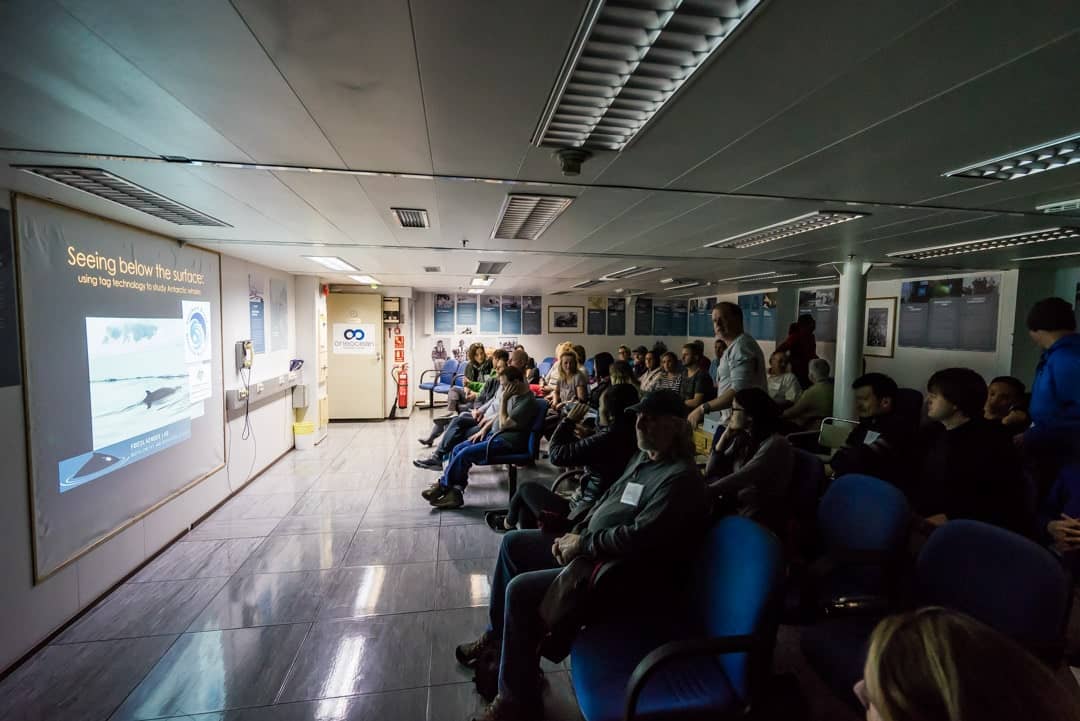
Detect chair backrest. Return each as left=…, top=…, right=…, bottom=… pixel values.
left=917, top=519, right=1070, bottom=661
left=818, top=474, right=910, bottom=552
left=585, top=357, right=595, bottom=378
left=895, top=387, right=925, bottom=429
left=538, top=357, right=555, bottom=379
left=526, top=399, right=548, bottom=459
left=438, top=358, right=459, bottom=384
left=817, top=417, right=858, bottom=449
left=689, top=516, right=784, bottom=700
left=790, top=448, right=826, bottom=521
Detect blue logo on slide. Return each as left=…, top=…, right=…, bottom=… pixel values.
left=343, top=328, right=365, bottom=340
left=186, top=309, right=208, bottom=355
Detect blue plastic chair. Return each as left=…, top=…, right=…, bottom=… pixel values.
left=482, top=399, right=548, bottom=498
left=537, top=357, right=555, bottom=380
left=417, top=359, right=458, bottom=407
left=585, top=357, right=595, bottom=380
left=571, top=516, right=785, bottom=721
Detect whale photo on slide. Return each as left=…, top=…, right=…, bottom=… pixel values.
left=85, top=317, right=190, bottom=450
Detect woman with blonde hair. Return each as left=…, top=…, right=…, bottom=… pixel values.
left=552, top=349, right=588, bottom=411
left=544, top=341, right=574, bottom=392
left=856, top=607, right=1080, bottom=721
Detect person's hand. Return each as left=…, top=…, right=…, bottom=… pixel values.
left=713, top=426, right=731, bottom=453
left=925, top=513, right=948, bottom=528
left=574, top=423, right=595, bottom=439
left=687, top=405, right=705, bottom=427
left=471, top=408, right=483, bottom=421
left=1048, top=515, right=1080, bottom=551
left=1003, top=409, right=1029, bottom=427
left=551, top=533, right=583, bottom=565
left=465, top=389, right=477, bottom=401
left=468, top=430, right=484, bottom=444
left=565, top=403, right=589, bottom=424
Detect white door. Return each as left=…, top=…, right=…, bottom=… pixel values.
left=327, top=293, right=384, bottom=420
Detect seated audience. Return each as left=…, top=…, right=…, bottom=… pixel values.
left=586, top=352, right=614, bottom=409
left=705, top=387, right=793, bottom=534
left=830, top=372, right=917, bottom=487
left=639, top=350, right=663, bottom=391
left=486, top=384, right=639, bottom=533
left=414, top=351, right=526, bottom=467
left=776, top=313, right=818, bottom=388
left=914, top=368, right=1030, bottom=535
left=421, top=349, right=507, bottom=445
left=422, top=366, right=539, bottom=510
left=616, top=345, right=632, bottom=364
left=631, top=345, right=648, bottom=378
left=984, top=375, right=1029, bottom=434
left=855, top=608, right=1080, bottom=721
left=552, top=349, right=588, bottom=411
left=780, top=358, right=833, bottom=431
left=653, top=351, right=684, bottom=394
left=767, top=350, right=802, bottom=409
left=688, top=302, right=768, bottom=429
left=464, top=342, right=492, bottom=383
left=571, top=344, right=587, bottom=370
left=454, top=390, right=707, bottom=721
left=679, top=342, right=713, bottom=411
left=609, top=360, right=640, bottom=388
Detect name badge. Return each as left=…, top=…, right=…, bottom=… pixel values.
left=863, top=430, right=881, bottom=445
left=620, top=482, right=644, bottom=506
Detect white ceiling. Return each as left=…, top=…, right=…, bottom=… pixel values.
left=1, top=0, right=1079, bottom=296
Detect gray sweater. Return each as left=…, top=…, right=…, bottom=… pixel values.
left=708, top=433, right=793, bottom=524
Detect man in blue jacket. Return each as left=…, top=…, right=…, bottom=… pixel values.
left=1024, top=298, right=1080, bottom=551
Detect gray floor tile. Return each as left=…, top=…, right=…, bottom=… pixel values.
left=325, top=448, right=396, bottom=474
left=310, top=473, right=382, bottom=492
left=359, top=506, right=441, bottom=530
left=318, top=563, right=437, bottom=619
left=186, top=518, right=280, bottom=541
left=187, top=571, right=337, bottom=632
left=236, top=533, right=353, bottom=575
left=271, top=515, right=363, bottom=536
left=0, top=636, right=176, bottom=721
left=188, top=689, right=429, bottom=720
left=279, top=615, right=433, bottom=701
left=427, top=606, right=489, bottom=686
left=434, top=557, right=496, bottom=610
left=426, top=683, right=487, bottom=721
left=210, top=493, right=305, bottom=522
left=343, top=527, right=439, bottom=566
left=243, top=473, right=321, bottom=496
left=132, top=538, right=262, bottom=582
left=57, top=578, right=226, bottom=643
left=288, top=491, right=375, bottom=518
left=437, top=524, right=505, bottom=560
left=111, top=625, right=310, bottom=720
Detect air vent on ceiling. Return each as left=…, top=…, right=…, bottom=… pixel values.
left=492, top=194, right=574, bottom=240
left=534, top=0, right=763, bottom=151
left=17, top=166, right=230, bottom=227
left=476, top=261, right=511, bottom=275
left=391, top=207, right=430, bottom=228
left=423, top=266, right=442, bottom=273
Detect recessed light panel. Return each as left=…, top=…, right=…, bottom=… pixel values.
left=467, top=288, right=485, bottom=294
left=1036, top=198, right=1080, bottom=214
left=945, top=131, right=1080, bottom=181
left=492, top=195, right=574, bottom=240
left=599, top=266, right=663, bottom=281
left=887, top=227, right=1080, bottom=260
left=349, top=275, right=381, bottom=285
left=303, top=256, right=359, bottom=272
left=705, top=211, right=867, bottom=249
left=715, top=271, right=796, bottom=283
left=772, top=275, right=839, bottom=285
left=471, top=277, right=495, bottom=287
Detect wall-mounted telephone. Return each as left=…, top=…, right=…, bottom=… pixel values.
left=235, top=340, right=253, bottom=371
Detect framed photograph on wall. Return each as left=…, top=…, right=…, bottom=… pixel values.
left=548, top=305, right=584, bottom=334
left=864, top=297, right=897, bottom=358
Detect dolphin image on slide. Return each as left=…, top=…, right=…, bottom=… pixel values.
left=73, top=451, right=122, bottom=478
left=143, top=386, right=181, bottom=408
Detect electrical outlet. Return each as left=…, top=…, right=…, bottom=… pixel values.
left=237, top=388, right=248, bottom=400
left=256, top=383, right=265, bottom=393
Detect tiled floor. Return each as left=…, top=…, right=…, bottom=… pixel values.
left=0, top=412, right=579, bottom=721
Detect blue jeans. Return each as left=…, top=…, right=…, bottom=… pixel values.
left=487, top=530, right=561, bottom=705
left=439, top=435, right=511, bottom=490
left=435, top=412, right=479, bottom=460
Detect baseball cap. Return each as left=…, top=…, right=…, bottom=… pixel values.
left=626, top=389, right=685, bottom=418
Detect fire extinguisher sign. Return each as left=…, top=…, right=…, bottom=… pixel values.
left=394, top=349, right=405, bottom=363
left=394, top=335, right=405, bottom=349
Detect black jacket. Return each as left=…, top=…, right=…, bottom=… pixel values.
left=831, top=411, right=917, bottom=489
left=548, top=415, right=638, bottom=521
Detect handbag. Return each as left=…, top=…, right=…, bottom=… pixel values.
left=537, top=556, right=600, bottom=662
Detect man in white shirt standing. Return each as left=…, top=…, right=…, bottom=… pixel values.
left=688, top=301, right=767, bottom=428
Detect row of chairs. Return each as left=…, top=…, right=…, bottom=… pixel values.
left=417, top=359, right=467, bottom=407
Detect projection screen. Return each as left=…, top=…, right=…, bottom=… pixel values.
left=15, top=196, right=224, bottom=581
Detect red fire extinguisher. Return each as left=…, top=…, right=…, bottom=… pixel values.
left=396, top=364, right=409, bottom=409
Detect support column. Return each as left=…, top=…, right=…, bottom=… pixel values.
left=833, top=256, right=869, bottom=420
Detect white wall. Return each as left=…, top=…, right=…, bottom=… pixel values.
left=0, top=209, right=305, bottom=673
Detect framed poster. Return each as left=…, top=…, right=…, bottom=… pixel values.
left=548, top=305, right=584, bottom=334
left=586, top=296, right=606, bottom=335
left=864, top=297, right=897, bottom=358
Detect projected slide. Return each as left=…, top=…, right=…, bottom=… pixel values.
left=17, top=195, right=224, bottom=581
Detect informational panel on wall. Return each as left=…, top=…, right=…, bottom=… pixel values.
left=522, top=296, right=542, bottom=335
left=798, top=287, right=839, bottom=342
left=653, top=299, right=671, bottom=335
left=671, top=299, right=688, bottom=337
left=480, top=296, right=501, bottom=333
left=248, top=272, right=265, bottom=353
left=898, top=274, right=1000, bottom=351
left=456, top=292, right=478, bottom=331
left=738, top=292, right=777, bottom=342
left=607, top=297, right=626, bottom=335
left=269, top=277, right=288, bottom=351
left=689, top=297, right=716, bottom=337
left=635, top=297, right=653, bottom=335
left=501, top=296, right=521, bottom=334
left=587, top=296, right=606, bottom=335
left=0, top=208, right=20, bottom=387
left=15, top=196, right=225, bottom=581
left=434, top=293, right=454, bottom=333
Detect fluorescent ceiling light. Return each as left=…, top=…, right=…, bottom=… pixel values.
left=391, top=208, right=430, bottom=228
left=304, top=255, right=359, bottom=272
left=534, top=0, right=763, bottom=151
left=705, top=211, right=867, bottom=249
left=17, top=166, right=230, bottom=227
left=666, top=281, right=701, bottom=291
left=887, top=227, right=1080, bottom=260
left=599, top=266, right=663, bottom=281
left=659, top=278, right=675, bottom=284
left=772, top=275, right=839, bottom=285
left=471, top=277, right=495, bottom=287
left=715, top=271, right=796, bottom=283
left=492, top=195, right=574, bottom=240
left=1036, top=198, right=1080, bottom=214
left=1013, top=250, right=1080, bottom=262
left=467, top=288, right=485, bottom=294
left=349, top=274, right=381, bottom=285
left=945, top=131, right=1080, bottom=181
left=668, top=291, right=696, bottom=297
left=571, top=279, right=604, bottom=289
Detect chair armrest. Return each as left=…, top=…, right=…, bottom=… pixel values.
left=418, top=369, right=439, bottom=383
left=482, top=430, right=508, bottom=464
left=452, top=372, right=467, bottom=387
left=624, top=635, right=756, bottom=721
left=551, top=469, right=583, bottom=496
